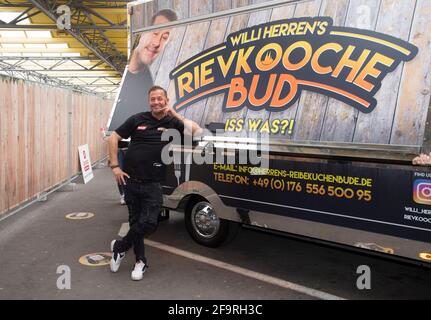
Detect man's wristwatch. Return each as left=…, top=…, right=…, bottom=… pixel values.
left=110, top=164, right=120, bottom=169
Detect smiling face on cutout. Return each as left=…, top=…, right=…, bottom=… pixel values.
left=136, top=15, right=171, bottom=66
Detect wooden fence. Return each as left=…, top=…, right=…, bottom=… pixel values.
left=0, top=76, right=112, bottom=215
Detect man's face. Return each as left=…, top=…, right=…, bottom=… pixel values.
left=137, top=15, right=171, bottom=65
left=149, top=89, right=168, bottom=114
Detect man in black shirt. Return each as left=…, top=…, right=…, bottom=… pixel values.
left=108, top=85, right=201, bottom=280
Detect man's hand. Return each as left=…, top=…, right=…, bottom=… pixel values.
left=162, top=105, right=180, bottom=119
left=413, top=153, right=431, bottom=166
left=112, top=167, right=130, bottom=185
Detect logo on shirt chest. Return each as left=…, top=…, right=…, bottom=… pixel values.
left=137, top=125, right=147, bottom=130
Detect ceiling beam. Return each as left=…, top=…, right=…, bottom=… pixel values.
left=34, top=69, right=118, bottom=73
left=0, top=59, right=105, bottom=97
left=0, top=2, right=127, bottom=10
left=0, top=48, right=93, bottom=53
left=0, top=55, right=99, bottom=60
left=0, top=23, right=126, bottom=30
left=56, top=75, right=120, bottom=78
left=28, top=0, right=126, bottom=74
left=0, top=37, right=126, bottom=43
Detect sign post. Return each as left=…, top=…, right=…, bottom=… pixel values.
left=78, top=144, right=94, bottom=184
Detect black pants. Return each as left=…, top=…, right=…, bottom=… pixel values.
left=114, top=180, right=163, bottom=263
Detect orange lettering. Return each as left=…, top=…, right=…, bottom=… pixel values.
left=354, top=53, right=394, bottom=92
left=249, top=74, right=277, bottom=106
left=226, top=77, right=247, bottom=108
left=283, top=41, right=312, bottom=71
left=311, top=43, right=343, bottom=75
left=270, top=74, right=298, bottom=108
left=332, top=45, right=370, bottom=82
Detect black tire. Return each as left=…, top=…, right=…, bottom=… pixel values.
left=185, top=200, right=239, bottom=247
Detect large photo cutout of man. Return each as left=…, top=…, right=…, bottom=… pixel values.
left=108, top=9, right=178, bottom=131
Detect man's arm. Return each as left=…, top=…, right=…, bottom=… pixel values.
left=108, top=131, right=130, bottom=184
left=108, top=131, right=122, bottom=167
left=166, top=107, right=202, bottom=136
left=179, top=114, right=202, bottom=136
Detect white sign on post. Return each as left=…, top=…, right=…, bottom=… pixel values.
left=78, top=144, right=94, bottom=184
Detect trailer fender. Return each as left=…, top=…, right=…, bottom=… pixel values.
left=163, top=180, right=241, bottom=223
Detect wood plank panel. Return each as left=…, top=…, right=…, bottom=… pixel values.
left=286, top=0, right=325, bottom=141
left=320, top=0, right=381, bottom=142
left=290, top=0, right=348, bottom=141
left=232, top=0, right=250, bottom=9
left=189, top=0, right=212, bottom=16
left=390, top=0, right=431, bottom=145
left=150, top=2, right=185, bottom=77
left=167, top=19, right=211, bottom=117
left=158, top=0, right=173, bottom=9
left=168, top=0, right=212, bottom=119
left=214, top=0, right=232, bottom=12
left=0, top=78, right=7, bottom=212
left=353, top=0, right=416, bottom=144
left=202, top=11, right=252, bottom=127
left=184, top=14, right=230, bottom=124
left=313, top=0, right=352, bottom=141
left=265, top=2, right=298, bottom=137
left=173, top=0, right=189, bottom=19
left=242, top=0, right=273, bottom=128
left=132, top=4, right=145, bottom=32
left=200, top=0, right=236, bottom=127
left=153, top=26, right=187, bottom=89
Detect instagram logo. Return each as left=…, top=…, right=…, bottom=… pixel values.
left=413, top=180, right=431, bottom=205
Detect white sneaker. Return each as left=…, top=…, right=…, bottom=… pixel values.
left=131, top=261, right=147, bottom=281
left=120, top=195, right=126, bottom=205
left=110, top=240, right=125, bottom=273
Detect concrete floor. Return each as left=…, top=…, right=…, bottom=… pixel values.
left=0, top=164, right=430, bottom=300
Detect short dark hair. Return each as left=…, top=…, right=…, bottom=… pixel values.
left=151, top=9, right=178, bottom=24
left=132, top=9, right=178, bottom=51
left=148, top=85, right=168, bottom=97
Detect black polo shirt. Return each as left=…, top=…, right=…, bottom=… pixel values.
left=108, top=66, right=153, bottom=131
left=115, top=111, right=184, bottom=182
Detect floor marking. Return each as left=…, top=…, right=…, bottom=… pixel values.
left=146, top=239, right=345, bottom=300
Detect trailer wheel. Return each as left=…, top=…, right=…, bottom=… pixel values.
left=185, top=200, right=235, bottom=247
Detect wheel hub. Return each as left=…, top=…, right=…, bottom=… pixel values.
left=192, top=203, right=220, bottom=238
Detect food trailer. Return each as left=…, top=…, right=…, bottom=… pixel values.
left=109, top=0, right=431, bottom=264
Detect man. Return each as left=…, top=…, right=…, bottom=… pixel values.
left=108, top=9, right=178, bottom=131
left=108, top=85, right=202, bottom=280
